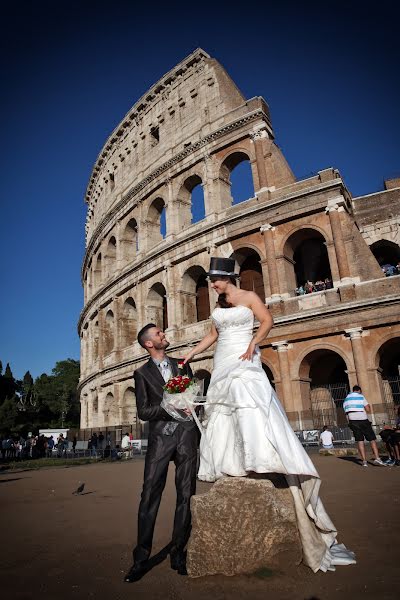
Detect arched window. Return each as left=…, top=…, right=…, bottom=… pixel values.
left=105, top=237, right=117, bottom=279
left=94, top=253, right=102, bottom=288
left=121, top=387, right=136, bottom=425
left=121, top=298, right=137, bottom=347
left=220, top=152, right=255, bottom=207
left=121, top=218, right=138, bottom=264
left=177, top=175, right=205, bottom=227
left=232, top=248, right=265, bottom=301
left=370, top=240, right=400, bottom=273
left=376, top=337, right=400, bottom=422
left=92, top=320, right=99, bottom=360
left=147, top=198, right=166, bottom=247
left=147, top=283, right=168, bottom=330
left=299, top=349, right=349, bottom=429
left=103, top=392, right=116, bottom=426
left=283, top=229, right=332, bottom=294
left=181, top=266, right=210, bottom=325
left=104, top=310, right=114, bottom=354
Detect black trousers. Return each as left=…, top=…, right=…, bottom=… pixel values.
left=133, top=423, right=198, bottom=563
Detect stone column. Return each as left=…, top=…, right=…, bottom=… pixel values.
left=272, top=341, right=294, bottom=414
left=260, top=224, right=280, bottom=297
left=165, top=261, right=177, bottom=336
left=164, top=177, right=177, bottom=239
left=326, top=203, right=350, bottom=280
left=251, top=131, right=269, bottom=190
left=345, top=327, right=371, bottom=405
left=115, top=221, right=122, bottom=273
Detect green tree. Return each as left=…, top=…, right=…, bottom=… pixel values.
left=34, top=359, right=80, bottom=427
left=0, top=362, right=18, bottom=405
left=0, top=395, right=19, bottom=433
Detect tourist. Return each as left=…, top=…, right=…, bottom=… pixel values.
left=343, top=385, right=386, bottom=467
left=320, top=425, right=334, bottom=449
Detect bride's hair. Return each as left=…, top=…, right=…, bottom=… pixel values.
left=217, top=277, right=238, bottom=308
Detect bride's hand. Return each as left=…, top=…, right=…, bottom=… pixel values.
left=181, top=350, right=195, bottom=365
left=239, top=340, right=256, bottom=361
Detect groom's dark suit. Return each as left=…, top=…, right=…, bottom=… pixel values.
left=132, top=356, right=198, bottom=566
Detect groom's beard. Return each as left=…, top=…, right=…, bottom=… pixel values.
left=153, top=339, right=170, bottom=350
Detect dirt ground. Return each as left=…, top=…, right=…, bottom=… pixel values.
left=1, top=452, right=399, bottom=600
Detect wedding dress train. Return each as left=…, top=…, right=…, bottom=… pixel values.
left=197, top=305, right=355, bottom=572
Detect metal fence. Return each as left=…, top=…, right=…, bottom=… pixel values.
left=310, top=382, right=350, bottom=430
left=382, top=376, right=400, bottom=424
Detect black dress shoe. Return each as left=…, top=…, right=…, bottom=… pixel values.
left=170, top=549, right=187, bottom=576
left=123, top=561, right=149, bottom=583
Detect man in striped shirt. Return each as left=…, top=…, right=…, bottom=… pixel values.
left=343, top=385, right=387, bottom=467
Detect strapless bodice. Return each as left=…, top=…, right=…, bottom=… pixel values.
left=211, top=305, right=254, bottom=335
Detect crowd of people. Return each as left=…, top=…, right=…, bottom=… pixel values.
left=295, top=277, right=333, bottom=295
left=381, top=262, right=400, bottom=276
left=0, top=430, right=135, bottom=462
left=0, top=432, right=77, bottom=461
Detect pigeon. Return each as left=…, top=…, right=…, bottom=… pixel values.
left=72, top=482, right=85, bottom=495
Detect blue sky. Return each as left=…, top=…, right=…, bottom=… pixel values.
left=0, top=0, right=398, bottom=381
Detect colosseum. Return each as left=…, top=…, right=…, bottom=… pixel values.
left=78, top=48, right=400, bottom=441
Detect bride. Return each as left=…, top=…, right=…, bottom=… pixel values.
left=183, top=257, right=355, bottom=573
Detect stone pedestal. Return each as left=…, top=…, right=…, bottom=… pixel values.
left=187, top=476, right=301, bottom=577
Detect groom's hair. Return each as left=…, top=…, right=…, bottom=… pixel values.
left=137, top=323, right=157, bottom=348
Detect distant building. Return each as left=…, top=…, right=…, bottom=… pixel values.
left=78, top=49, right=400, bottom=438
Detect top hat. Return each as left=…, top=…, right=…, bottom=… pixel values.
left=206, top=257, right=239, bottom=278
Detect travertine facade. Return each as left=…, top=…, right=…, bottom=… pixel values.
left=78, top=49, right=400, bottom=436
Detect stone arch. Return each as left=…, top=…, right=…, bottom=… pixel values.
left=120, top=218, right=138, bottom=264
left=370, top=239, right=400, bottom=271
left=104, top=310, right=115, bottom=354
left=181, top=265, right=210, bottom=324
left=219, top=151, right=255, bottom=206
left=92, top=319, right=99, bottom=360
left=231, top=247, right=265, bottom=301
left=177, top=174, right=205, bottom=227
left=146, top=282, right=168, bottom=329
left=146, top=197, right=166, bottom=247
left=193, top=368, right=212, bottom=394
left=103, top=392, right=117, bottom=426
left=104, top=236, right=117, bottom=279
left=282, top=227, right=332, bottom=294
left=121, top=386, right=136, bottom=425
left=374, top=337, right=400, bottom=422
left=298, top=348, right=350, bottom=428
left=94, top=253, right=102, bottom=288
left=92, top=394, right=98, bottom=425
left=121, top=297, right=137, bottom=347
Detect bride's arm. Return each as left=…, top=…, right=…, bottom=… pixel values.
left=239, top=293, right=274, bottom=361
left=182, top=323, right=219, bottom=364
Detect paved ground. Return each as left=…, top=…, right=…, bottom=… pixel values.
left=1, top=452, right=399, bottom=600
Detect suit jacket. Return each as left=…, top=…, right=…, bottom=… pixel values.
left=134, top=357, right=195, bottom=433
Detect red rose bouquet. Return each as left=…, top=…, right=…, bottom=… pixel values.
left=161, top=374, right=204, bottom=422
left=163, top=375, right=195, bottom=394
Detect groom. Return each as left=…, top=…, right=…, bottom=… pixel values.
left=124, top=323, right=198, bottom=582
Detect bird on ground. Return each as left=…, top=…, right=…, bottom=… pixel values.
left=72, top=482, right=85, bottom=495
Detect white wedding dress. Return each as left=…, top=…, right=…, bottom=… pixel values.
left=198, top=305, right=355, bottom=572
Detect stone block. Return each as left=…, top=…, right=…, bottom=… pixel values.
left=187, top=475, right=301, bottom=577
left=319, top=447, right=358, bottom=456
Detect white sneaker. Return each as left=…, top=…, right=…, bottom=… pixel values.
left=362, top=461, right=368, bottom=467
left=373, top=458, right=387, bottom=466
